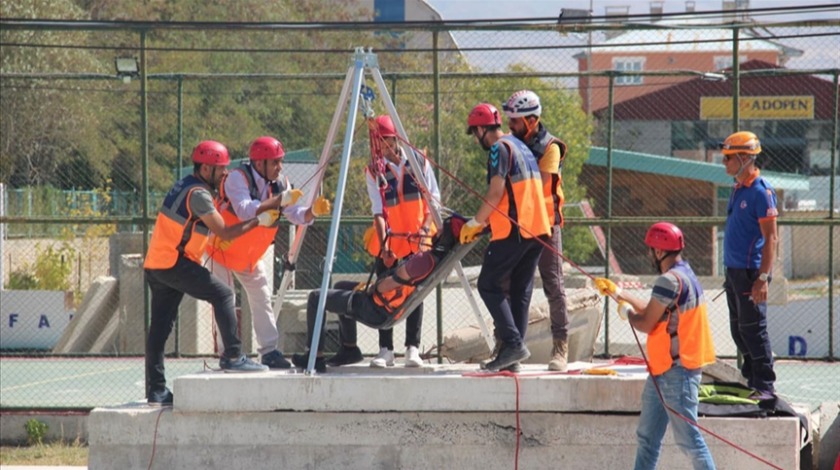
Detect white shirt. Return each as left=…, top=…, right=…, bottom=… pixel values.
left=224, top=164, right=311, bottom=226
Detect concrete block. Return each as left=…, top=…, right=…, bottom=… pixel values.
left=52, top=276, right=118, bottom=353
left=440, top=290, right=603, bottom=364
left=816, top=401, right=840, bottom=470
left=118, top=254, right=148, bottom=354
left=88, top=371, right=803, bottom=470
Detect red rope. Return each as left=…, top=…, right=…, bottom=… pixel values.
left=146, top=407, right=167, bottom=470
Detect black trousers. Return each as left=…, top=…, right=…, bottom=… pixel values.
left=338, top=257, right=423, bottom=349
left=305, top=280, right=391, bottom=353
left=144, top=256, right=241, bottom=398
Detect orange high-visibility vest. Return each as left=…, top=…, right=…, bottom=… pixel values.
left=486, top=135, right=551, bottom=241
left=207, top=163, right=289, bottom=272
left=528, top=128, right=568, bottom=227
left=365, top=160, right=433, bottom=259
left=372, top=283, right=416, bottom=321
left=144, top=175, right=213, bottom=270
left=647, top=261, right=716, bottom=376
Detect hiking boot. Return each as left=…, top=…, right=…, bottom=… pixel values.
left=261, top=350, right=292, bottom=369
left=220, top=354, right=269, bottom=373
left=292, top=352, right=326, bottom=373
left=547, top=339, right=569, bottom=372
left=148, top=388, right=173, bottom=407
left=501, top=362, right=521, bottom=373
left=370, top=347, right=395, bottom=368
left=326, top=345, right=364, bottom=367
left=485, top=343, right=530, bottom=371
left=479, top=338, right=503, bottom=370
left=404, top=346, right=423, bottom=368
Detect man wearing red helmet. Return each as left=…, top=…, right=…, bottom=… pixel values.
left=461, top=103, right=551, bottom=372
left=207, top=136, right=331, bottom=369
left=594, top=223, right=716, bottom=470
left=721, top=130, right=778, bottom=399
left=143, top=140, right=272, bottom=406
left=504, top=89, right=571, bottom=372
left=336, top=115, right=440, bottom=369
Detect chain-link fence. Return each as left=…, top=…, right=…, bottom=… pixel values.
left=1, top=13, right=838, bottom=409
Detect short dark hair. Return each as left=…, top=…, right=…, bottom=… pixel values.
left=193, top=163, right=203, bottom=173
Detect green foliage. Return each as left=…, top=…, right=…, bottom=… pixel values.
left=24, top=419, right=48, bottom=446
left=7, top=270, right=38, bottom=290
left=5, top=243, right=75, bottom=292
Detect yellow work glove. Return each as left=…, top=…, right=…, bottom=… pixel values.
left=594, top=277, right=622, bottom=297
left=353, top=281, right=368, bottom=292
left=280, top=188, right=304, bottom=207
left=459, top=218, right=485, bottom=244
left=211, top=236, right=232, bottom=251
left=312, top=196, right=331, bottom=216
left=257, top=209, right=280, bottom=227
left=616, top=300, right=633, bottom=321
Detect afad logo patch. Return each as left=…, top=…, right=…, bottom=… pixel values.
left=740, top=200, right=748, bottom=209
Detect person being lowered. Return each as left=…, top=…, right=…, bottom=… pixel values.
left=292, top=215, right=468, bottom=372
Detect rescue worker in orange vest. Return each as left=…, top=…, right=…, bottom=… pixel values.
left=143, top=140, right=272, bottom=407
left=460, top=103, right=551, bottom=372
left=206, top=136, right=331, bottom=369
left=328, top=115, right=440, bottom=369
left=291, top=215, right=466, bottom=373
left=594, top=223, right=716, bottom=470
left=504, top=89, right=571, bottom=372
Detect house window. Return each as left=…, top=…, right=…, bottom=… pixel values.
left=613, top=57, right=644, bottom=85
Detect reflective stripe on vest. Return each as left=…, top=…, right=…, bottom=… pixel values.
left=365, top=161, right=433, bottom=259
left=144, top=175, right=212, bottom=269
left=207, top=163, right=288, bottom=272
left=487, top=135, right=551, bottom=241
left=647, top=262, right=716, bottom=376
left=528, top=128, right=567, bottom=227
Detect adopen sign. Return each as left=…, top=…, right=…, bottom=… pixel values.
left=700, top=96, right=814, bottom=120
left=1, top=290, right=74, bottom=349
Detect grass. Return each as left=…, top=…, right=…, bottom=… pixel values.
left=0, top=440, right=88, bottom=466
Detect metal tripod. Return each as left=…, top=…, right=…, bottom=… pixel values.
left=273, top=48, right=494, bottom=374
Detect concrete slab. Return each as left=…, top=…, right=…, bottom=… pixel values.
left=174, top=363, right=647, bottom=413
left=96, top=411, right=794, bottom=470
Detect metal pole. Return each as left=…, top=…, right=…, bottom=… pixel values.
left=604, top=72, right=615, bottom=356
left=141, top=30, right=151, bottom=334
left=828, top=71, right=838, bottom=359
left=177, top=76, right=184, bottom=179
left=0, top=183, right=4, bottom=292
left=433, top=31, right=444, bottom=363
left=732, top=27, right=740, bottom=131
left=307, top=50, right=367, bottom=374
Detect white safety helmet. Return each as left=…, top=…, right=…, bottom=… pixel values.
left=503, top=90, right=542, bottom=119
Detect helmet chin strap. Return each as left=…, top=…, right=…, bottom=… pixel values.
left=476, top=127, right=491, bottom=151
left=650, top=250, right=674, bottom=274
left=734, top=154, right=755, bottom=180
left=524, top=116, right=540, bottom=140
left=198, top=165, right=219, bottom=191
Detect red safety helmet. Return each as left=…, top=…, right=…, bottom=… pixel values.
left=644, top=222, right=685, bottom=252
left=375, top=115, right=398, bottom=138
left=192, top=140, right=230, bottom=166
left=249, top=136, right=285, bottom=161
left=466, top=103, right=502, bottom=134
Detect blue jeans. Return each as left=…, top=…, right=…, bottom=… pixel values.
left=634, top=365, right=716, bottom=470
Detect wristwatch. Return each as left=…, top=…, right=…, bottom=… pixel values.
left=758, top=272, right=769, bottom=282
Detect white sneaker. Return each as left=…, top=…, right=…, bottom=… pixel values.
left=404, top=346, right=423, bottom=367
left=370, top=347, right=395, bottom=368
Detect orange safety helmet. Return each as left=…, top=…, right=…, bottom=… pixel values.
left=375, top=115, right=398, bottom=138
left=249, top=136, right=285, bottom=161
left=721, top=131, right=761, bottom=156
left=192, top=140, right=230, bottom=166
left=644, top=222, right=685, bottom=252
left=466, top=103, right=502, bottom=134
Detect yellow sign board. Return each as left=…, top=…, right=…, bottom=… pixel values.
left=700, top=96, right=814, bottom=120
